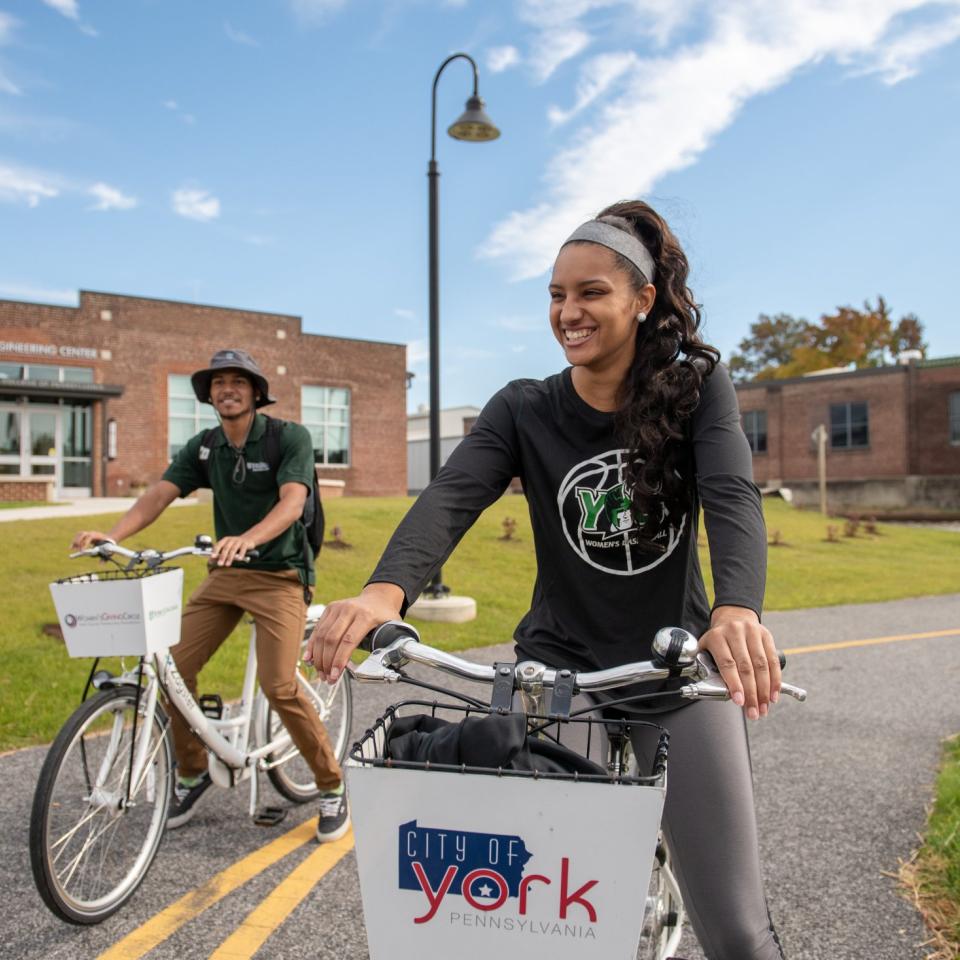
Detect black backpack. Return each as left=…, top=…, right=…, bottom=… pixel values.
left=198, top=417, right=325, bottom=559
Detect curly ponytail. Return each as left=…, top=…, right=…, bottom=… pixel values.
left=593, top=200, right=720, bottom=530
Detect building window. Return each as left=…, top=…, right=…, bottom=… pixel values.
left=950, top=392, right=960, bottom=444
left=301, top=385, right=350, bottom=465
left=167, top=374, right=218, bottom=459
left=830, top=401, right=869, bottom=449
left=0, top=363, right=94, bottom=382
left=742, top=410, right=767, bottom=454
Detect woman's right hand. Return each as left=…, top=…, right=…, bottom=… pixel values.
left=305, top=582, right=406, bottom=683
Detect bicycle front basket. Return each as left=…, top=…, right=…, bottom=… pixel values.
left=346, top=701, right=667, bottom=960
left=49, top=566, right=184, bottom=658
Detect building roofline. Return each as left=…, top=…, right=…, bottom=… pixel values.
left=734, top=363, right=909, bottom=390
left=0, top=289, right=406, bottom=350
left=79, top=288, right=302, bottom=320
left=916, top=355, right=960, bottom=369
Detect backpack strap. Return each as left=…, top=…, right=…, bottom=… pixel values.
left=197, top=426, right=221, bottom=488
left=262, top=416, right=284, bottom=474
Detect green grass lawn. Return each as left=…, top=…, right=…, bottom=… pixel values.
left=1, top=495, right=958, bottom=752
left=902, top=734, right=960, bottom=957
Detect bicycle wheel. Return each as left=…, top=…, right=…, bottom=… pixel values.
left=30, top=685, right=173, bottom=924
left=637, top=844, right=683, bottom=960
left=264, top=672, right=353, bottom=802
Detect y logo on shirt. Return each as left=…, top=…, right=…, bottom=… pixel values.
left=558, top=450, right=684, bottom=576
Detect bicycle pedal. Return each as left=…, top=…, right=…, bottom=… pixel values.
left=198, top=693, right=223, bottom=720
left=253, top=806, right=287, bottom=827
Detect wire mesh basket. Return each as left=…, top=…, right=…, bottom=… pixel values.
left=350, top=698, right=669, bottom=785
left=50, top=566, right=184, bottom=658
left=347, top=699, right=669, bottom=960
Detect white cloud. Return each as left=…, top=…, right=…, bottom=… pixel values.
left=0, top=283, right=76, bottom=304
left=225, top=22, right=260, bottom=47
left=41, top=0, right=80, bottom=21
left=407, top=339, right=429, bottom=365
left=0, top=13, right=20, bottom=94
left=529, top=28, right=591, bottom=82
left=547, top=50, right=638, bottom=124
left=243, top=233, right=276, bottom=246
left=487, top=45, right=520, bottom=73
left=394, top=307, right=416, bottom=320
left=482, top=0, right=960, bottom=280
left=853, top=9, right=960, bottom=84
left=163, top=99, right=196, bottom=124
left=172, top=187, right=220, bottom=222
left=290, top=0, right=349, bottom=24
left=0, top=163, right=59, bottom=207
left=492, top=315, right=543, bottom=332
left=0, top=12, right=17, bottom=44
left=0, top=73, right=19, bottom=96
left=88, top=182, right=137, bottom=211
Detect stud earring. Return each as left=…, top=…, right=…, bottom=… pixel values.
left=636, top=312, right=647, bottom=323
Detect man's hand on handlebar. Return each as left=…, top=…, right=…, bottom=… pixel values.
left=698, top=605, right=782, bottom=721
left=71, top=531, right=115, bottom=552
left=210, top=535, right=258, bottom=567
left=305, top=582, right=405, bottom=683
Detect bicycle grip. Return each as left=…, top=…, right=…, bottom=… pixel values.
left=360, top=620, right=420, bottom=652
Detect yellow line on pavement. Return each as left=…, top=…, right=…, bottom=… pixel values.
left=784, top=627, right=960, bottom=657
left=208, top=829, right=355, bottom=959
left=95, top=819, right=317, bottom=960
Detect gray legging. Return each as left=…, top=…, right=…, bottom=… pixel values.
left=574, top=697, right=785, bottom=960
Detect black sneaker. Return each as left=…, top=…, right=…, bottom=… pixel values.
left=167, top=772, right=212, bottom=829
left=316, top=789, right=350, bottom=843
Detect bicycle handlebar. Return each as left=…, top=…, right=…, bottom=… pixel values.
left=69, top=537, right=259, bottom=565
left=352, top=621, right=807, bottom=706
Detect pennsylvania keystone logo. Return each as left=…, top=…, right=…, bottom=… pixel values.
left=557, top=449, right=685, bottom=576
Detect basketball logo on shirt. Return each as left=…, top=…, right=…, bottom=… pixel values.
left=557, top=449, right=685, bottom=576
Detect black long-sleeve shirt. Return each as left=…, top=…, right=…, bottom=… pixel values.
left=371, top=363, right=766, bottom=710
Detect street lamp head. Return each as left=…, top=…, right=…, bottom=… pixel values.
left=448, top=95, right=500, bottom=143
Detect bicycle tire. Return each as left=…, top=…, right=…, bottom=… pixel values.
left=30, top=685, right=173, bottom=925
left=637, top=851, right=683, bottom=960
left=264, top=672, right=353, bottom=803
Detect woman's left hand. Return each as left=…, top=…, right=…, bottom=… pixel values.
left=698, top=605, right=781, bottom=720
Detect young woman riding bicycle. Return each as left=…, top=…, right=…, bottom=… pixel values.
left=309, top=200, right=788, bottom=960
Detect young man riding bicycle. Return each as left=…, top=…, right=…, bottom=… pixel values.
left=71, top=349, right=348, bottom=843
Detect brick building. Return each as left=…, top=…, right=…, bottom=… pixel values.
left=0, top=290, right=408, bottom=501
left=735, top=356, right=960, bottom=509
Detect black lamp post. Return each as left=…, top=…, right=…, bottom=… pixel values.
left=425, top=52, right=499, bottom=599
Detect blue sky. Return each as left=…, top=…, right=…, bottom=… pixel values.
left=1, top=0, right=959, bottom=412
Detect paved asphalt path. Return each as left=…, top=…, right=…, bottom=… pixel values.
left=2, top=593, right=958, bottom=960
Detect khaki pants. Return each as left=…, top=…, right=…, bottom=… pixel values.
left=168, top=566, right=342, bottom=791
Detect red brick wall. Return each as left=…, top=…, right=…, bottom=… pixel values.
left=909, top=364, right=960, bottom=476
left=0, top=480, right=53, bottom=501
left=736, top=368, right=911, bottom=483
left=1, top=291, right=407, bottom=496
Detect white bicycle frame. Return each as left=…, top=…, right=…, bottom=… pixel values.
left=109, top=604, right=329, bottom=819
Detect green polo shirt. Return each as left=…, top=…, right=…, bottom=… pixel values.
left=163, top=414, right=316, bottom=586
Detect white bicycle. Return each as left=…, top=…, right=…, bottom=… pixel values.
left=347, top=621, right=806, bottom=960
left=30, top=537, right=352, bottom=924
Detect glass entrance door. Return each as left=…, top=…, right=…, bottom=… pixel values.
left=61, top=403, right=93, bottom=494
left=0, top=401, right=93, bottom=497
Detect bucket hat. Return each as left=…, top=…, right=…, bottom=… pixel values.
left=190, top=349, right=276, bottom=407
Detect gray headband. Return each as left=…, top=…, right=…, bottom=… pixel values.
left=562, top=220, right=656, bottom=284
